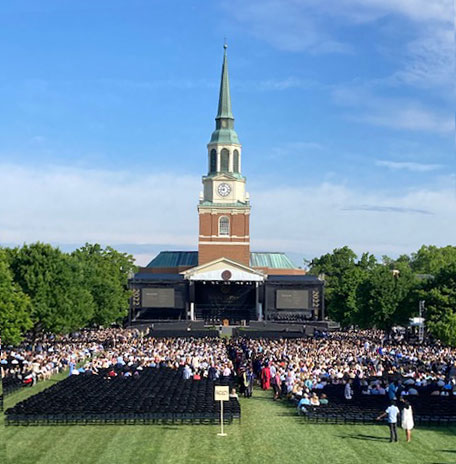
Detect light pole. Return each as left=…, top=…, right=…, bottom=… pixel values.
left=418, top=300, right=425, bottom=343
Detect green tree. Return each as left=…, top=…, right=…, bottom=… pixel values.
left=356, top=263, right=417, bottom=331
left=382, top=254, right=411, bottom=269
left=8, top=243, right=95, bottom=334
left=410, top=245, right=456, bottom=274
left=420, top=263, right=456, bottom=346
left=0, top=250, right=33, bottom=345
left=309, top=247, right=376, bottom=325
left=72, top=244, right=136, bottom=326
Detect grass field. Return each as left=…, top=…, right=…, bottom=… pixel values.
left=2, top=376, right=456, bottom=464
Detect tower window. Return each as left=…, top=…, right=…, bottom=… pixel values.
left=219, top=216, right=230, bottom=236
left=210, top=149, right=217, bottom=173
left=220, top=148, right=229, bottom=172
left=233, top=150, right=239, bottom=173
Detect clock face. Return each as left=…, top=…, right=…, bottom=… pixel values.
left=217, top=183, right=231, bottom=197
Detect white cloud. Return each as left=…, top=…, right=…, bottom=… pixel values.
left=376, top=160, right=442, bottom=172
left=324, top=0, right=452, bottom=24
left=223, top=0, right=352, bottom=54
left=359, top=106, right=453, bottom=134
left=0, top=164, right=200, bottom=246
left=251, top=181, right=456, bottom=258
left=342, top=205, right=432, bottom=215
left=385, top=28, right=454, bottom=92
left=1, top=163, right=454, bottom=263
left=223, top=0, right=451, bottom=54
left=223, top=0, right=453, bottom=102
left=333, top=86, right=454, bottom=134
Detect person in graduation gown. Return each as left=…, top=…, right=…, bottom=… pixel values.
left=243, top=368, right=254, bottom=398
left=261, top=364, right=271, bottom=390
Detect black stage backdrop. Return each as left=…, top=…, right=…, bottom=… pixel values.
left=195, top=282, right=255, bottom=311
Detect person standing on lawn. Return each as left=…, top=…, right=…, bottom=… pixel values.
left=376, top=400, right=400, bottom=442
left=401, top=400, right=414, bottom=443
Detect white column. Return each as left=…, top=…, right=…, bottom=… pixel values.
left=216, top=150, right=221, bottom=172
left=228, top=149, right=233, bottom=172
left=190, top=302, right=195, bottom=321
left=255, top=282, right=261, bottom=321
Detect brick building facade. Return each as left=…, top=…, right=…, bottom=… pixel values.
left=130, top=46, right=324, bottom=324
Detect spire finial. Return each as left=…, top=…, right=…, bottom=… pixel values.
left=209, top=42, right=240, bottom=145
left=215, top=41, right=233, bottom=121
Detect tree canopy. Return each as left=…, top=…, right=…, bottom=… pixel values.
left=356, top=263, right=416, bottom=331
left=309, top=247, right=377, bottom=326
left=309, top=245, right=456, bottom=345
left=1, top=243, right=136, bottom=344
left=1, top=242, right=455, bottom=346
left=419, top=263, right=456, bottom=346
left=0, top=250, right=33, bottom=345
left=72, top=244, right=136, bottom=326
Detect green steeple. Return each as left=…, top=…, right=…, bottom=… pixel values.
left=210, top=44, right=240, bottom=145
left=216, top=44, right=233, bottom=120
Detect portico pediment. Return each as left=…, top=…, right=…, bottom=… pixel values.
left=181, top=257, right=264, bottom=282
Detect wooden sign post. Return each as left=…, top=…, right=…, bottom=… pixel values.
left=214, top=385, right=229, bottom=436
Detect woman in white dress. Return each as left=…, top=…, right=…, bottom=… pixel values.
left=401, top=401, right=414, bottom=442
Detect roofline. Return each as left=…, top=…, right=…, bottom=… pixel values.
left=251, top=251, right=294, bottom=254
left=181, top=256, right=265, bottom=278
left=152, top=250, right=197, bottom=253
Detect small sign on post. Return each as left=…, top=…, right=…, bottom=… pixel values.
left=214, top=385, right=229, bottom=436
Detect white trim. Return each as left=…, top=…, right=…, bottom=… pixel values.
left=216, top=149, right=221, bottom=172
left=219, top=215, right=230, bottom=236
left=187, top=269, right=263, bottom=282
left=181, top=256, right=264, bottom=282
left=199, top=234, right=250, bottom=237
left=207, top=142, right=242, bottom=149
left=199, top=241, right=250, bottom=245
left=202, top=210, right=250, bottom=215
left=201, top=173, right=241, bottom=181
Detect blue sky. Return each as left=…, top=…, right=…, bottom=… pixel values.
left=0, top=0, right=454, bottom=266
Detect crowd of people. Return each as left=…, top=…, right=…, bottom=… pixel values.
left=1, top=329, right=235, bottom=389
left=227, top=330, right=456, bottom=403
left=2, top=328, right=456, bottom=403
left=3, top=327, right=455, bottom=444
left=1, top=329, right=115, bottom=388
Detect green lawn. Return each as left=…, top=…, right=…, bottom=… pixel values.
left=3, top=379, right=456, bottom=464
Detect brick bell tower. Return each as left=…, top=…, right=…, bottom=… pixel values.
left=198, top=44, right=251, bottom=266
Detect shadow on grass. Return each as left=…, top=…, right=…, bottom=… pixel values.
left=338, top=433, right=389, bottom=442
left=440, top=449, right=456, bottom=454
